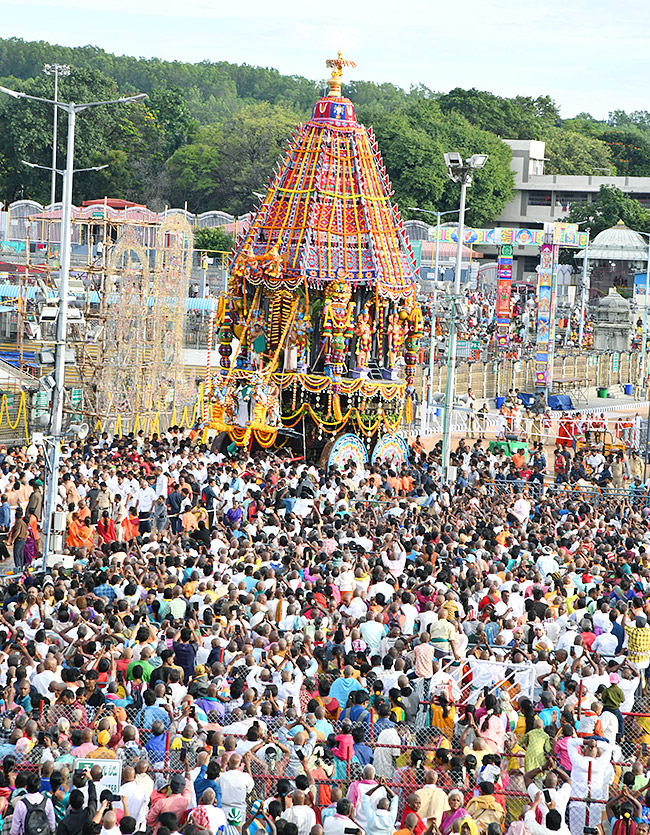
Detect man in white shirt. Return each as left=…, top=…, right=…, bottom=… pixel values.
left=281, top=791, right=317, bottom=835
left=189, top=788, right=227, bottom=834
left=524, top=792, right=571, bottom=835
left=536, top=548, right=560, bottom=577
left=154, top=467, right=168, bottom=499
left=218, top=755, right=254, bottom=816
left=31, top=655, right=60, bottom=697
left=135, top=478, right=156, bottom=533
left=117, top=766, right=149, bottom=831
left=511, top=493, right=531, bottom=526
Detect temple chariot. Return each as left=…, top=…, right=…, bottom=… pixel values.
left=206, top=54, right=423, bottom=466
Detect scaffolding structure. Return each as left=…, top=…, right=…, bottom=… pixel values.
left=3, top=200, right=196, bottom=430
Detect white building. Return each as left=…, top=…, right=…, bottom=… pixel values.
left=499, top=139, right=650, bottom=228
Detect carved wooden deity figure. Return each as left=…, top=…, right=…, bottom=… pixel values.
left=354, top=307, right=374, bottom=368
left=322, top=276, right=354, bottom=387
left=387, top=311, right=405, bottom=367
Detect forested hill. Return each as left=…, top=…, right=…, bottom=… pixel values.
left=1, top=36, right=650, bottom=226
left=0, top=37, right=432, bottom=123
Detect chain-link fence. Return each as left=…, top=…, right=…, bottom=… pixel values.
left=5, top=686, right=650, bottom=833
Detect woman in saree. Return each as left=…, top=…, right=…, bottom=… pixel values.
left=97, top=510, right=116, bottom=545
left=440, top=791, right=469, bottom=835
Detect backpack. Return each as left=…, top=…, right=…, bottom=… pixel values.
left=23, top=797, right=52, bottom=835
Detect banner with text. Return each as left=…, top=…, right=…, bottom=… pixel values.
left=496, top=244, right=513, bottom=349
left=535, top=243, right=554, bottom=386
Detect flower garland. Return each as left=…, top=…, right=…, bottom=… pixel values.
left=281, top=402, right=404, bottom=435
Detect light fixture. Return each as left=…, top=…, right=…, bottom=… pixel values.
left=468, top=154, right=488, bottom=169
left=443, top=152, right=463, bottom=168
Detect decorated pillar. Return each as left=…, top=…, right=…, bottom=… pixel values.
left=534, top=241, right=554, bottom=388
left=218, top=306, right=233, bottom=372
left=495, top=243, right=513, bottom=350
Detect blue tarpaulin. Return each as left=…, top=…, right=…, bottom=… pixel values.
left=0, top=283, right=215, bottom=310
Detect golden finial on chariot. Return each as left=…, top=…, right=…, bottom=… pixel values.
left=326, top=50, right=356, bottom=97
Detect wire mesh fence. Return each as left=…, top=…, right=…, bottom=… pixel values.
left=5, top=687, right=650, bottom=833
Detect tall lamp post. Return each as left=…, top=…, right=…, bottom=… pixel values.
left=0, top=85, right=146, bottom=570
left=43, top=64, right=70, bottom=207
left=440, top=152, right=488, bottom=484
left=408, top=206, right=460, bottom=425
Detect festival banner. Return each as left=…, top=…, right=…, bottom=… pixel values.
left=496, top=243, right=513, bottom=349
left=428, top=226, right=588, bottom=248
left=534, top=243, right=553, bottom=386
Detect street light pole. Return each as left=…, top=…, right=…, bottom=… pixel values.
left=439, top=153, right=488, bottom=484
left=408, top=206, right=459, bottom=431
left=41, top=103, right=76, bottom=566
left=43, top=64, right=70, bottom=207
left=578, top=229, right=590, bottom=349
left=0, top=85, right=146, bottom=571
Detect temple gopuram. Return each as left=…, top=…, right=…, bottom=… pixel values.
left=207, top=53, right=423, bottom=468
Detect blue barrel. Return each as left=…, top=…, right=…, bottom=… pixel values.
left=496, top=396, right=506, bottom=409
left=624, top=383, right=634, bottom=395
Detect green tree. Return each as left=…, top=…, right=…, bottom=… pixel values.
left=561, top=113, right=608, bottom=138
left=608, top=110, right=650, bottom=131
left=564, top=185, right=650, bottom=237
left=367, top=99, right=514, bottom=226
left=167, top=102, right=299, bottom=214
left=165, top=139, right=221, bottom=210
left=600, top=128, right=650, bottom=176
left=194, top=227, right=234, bottom=252
left=0, top=65, right=174, bottom=206
left=437, top=88, right=559, bottom=139
left=147, top=85, right=198, bottom=156
left=544, top=128, right=615, bottom=175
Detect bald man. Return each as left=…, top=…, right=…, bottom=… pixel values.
left=118, top=766, right=148, bottom=831
left=217, top=753, right=254, bottom=817
left=281, top=790, right=317, bottom=835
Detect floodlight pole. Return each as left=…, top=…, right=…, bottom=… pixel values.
left=42, top=104, right=75, bottom=569
left=640, top=234, right=650, bottom=391
left=440, top=153, right=487, bottom=484
left=0, top=86, right=146, bottom=570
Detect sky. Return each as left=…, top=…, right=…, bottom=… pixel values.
left=3, top=0, right=650, bottom=119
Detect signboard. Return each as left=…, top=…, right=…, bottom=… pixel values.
left=74, top=759, right=122, bottom=795
left=70, top=388, right=83, bottom=417
left=612, top=354, right=619, bottom=373
left=458, top=340, right=482, bottom=361
left=534, top=243, right=554, bottom=386
left=496, top=243, right=513, bottom=349
left=551, top=222, right=581, bottom=246
left=634, top=274, right=649, bottom=308
left=410, top=240, right=423, bottom=269
left=428, top=226, right=588, bottom=248
left=32, top=391, right=49, bottom=419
